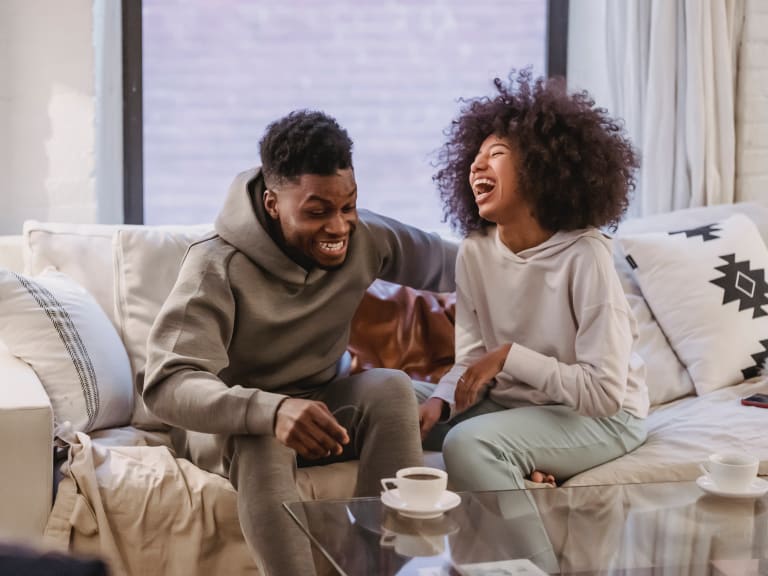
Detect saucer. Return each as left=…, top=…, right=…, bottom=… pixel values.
left=380, top=489, right=461, bottom=519
left=696, top=475, right=768, bottom=499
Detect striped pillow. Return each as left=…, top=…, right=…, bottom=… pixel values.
left=0, top=268, right=133, bottom=433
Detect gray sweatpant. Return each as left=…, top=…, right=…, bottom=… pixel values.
left=228, top=368, right=423, bottom=576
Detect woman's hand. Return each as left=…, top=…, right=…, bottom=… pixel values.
left=418, top=397, right=445, bottom=440
left=455, top=344, right=511, bottom=412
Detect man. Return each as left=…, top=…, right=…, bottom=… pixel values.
left=143, top=110, right=456, bottom=575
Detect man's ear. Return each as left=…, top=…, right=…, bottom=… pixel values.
left=263, top=189, right=279, bottom=219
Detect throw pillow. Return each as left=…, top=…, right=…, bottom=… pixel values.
left=0, top=267, right=133, bottom=433
left=23, top=221, right=121, bottom=328
left=112, top=225, right=211, bottom=430
left=618, top=213, right=768, bottom=395
left=624, top=292, right=695, bottom=405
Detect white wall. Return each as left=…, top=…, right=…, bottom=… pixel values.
left=0, top=7, right=10, bottom=232
left=736, top=0, right=768, bottom=204
left=0, top=0, right=122, bottom=235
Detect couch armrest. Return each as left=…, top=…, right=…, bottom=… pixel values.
left=0, top=345, right=53, bottom=543
left=0, top=235, right=24, bottom=273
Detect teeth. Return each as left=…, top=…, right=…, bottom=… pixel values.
left=319, top=241, right=344, bottom=252
left=473, top=178, right=495, bottom=195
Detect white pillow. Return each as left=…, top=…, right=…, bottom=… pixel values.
left=23, top=221, right=122, bottom=328
left=0, top=268, right=133, bottom=433
left=625, top=292, right=694, bottom=405
left=614, top=238, right=694, bottom=405
left=113, top=225, right=211, bottom=430
left=618, top=213, right=768, bottom=395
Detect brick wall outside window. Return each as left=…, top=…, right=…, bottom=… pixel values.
left=143, top=0, right=547, bottom=235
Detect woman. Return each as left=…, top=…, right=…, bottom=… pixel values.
left=418, top=70, right=650, bottom=491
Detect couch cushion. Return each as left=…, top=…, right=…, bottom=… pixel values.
left=113, top=226, right=212, bottom=430
left=624, top=292, right=694, bottom=406
left=0, top=345, right=53, bottom=542
left=23, top=222, right=121, bottom=328
left=619, top=213, right=768, bottom=395
left=22, top=221, right=212, bottom=430
left=0, top=268, right=133, bottom=433
left=565, top=378, right=768, bottom=486
left=615, top=201, right=768, bottom=405
left=0, top=236, right=24, bottom=273
left=618, top=202, right=768, bottom=240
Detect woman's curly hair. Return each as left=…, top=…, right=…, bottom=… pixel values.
left=434, top=69, right=639, bottom=237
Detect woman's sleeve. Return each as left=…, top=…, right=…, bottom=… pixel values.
left=500, top=244, right=633, bottom=417
left=430, top=246, right=487, bottom=417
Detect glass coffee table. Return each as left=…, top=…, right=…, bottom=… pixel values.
left=284, top=480, right=768, bottom=575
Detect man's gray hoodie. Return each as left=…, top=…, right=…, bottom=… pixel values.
left=143, top=168, right=457, bottom=436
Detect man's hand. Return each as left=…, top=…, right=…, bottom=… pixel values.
left=455, top=344, right=511, bottom=412
left=418, top=397, right=446, bottom=440
left=274, top=398, right=350, bottom=460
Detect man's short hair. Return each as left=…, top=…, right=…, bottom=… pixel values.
left=259, top=110, right=354, bottom=187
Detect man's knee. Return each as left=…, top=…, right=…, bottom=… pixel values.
left=228, top=434, right=295, bottom=492
left=360, top=368, right=419, bottom=409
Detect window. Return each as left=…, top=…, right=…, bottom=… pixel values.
left=124, top=1, right=568, bottom=234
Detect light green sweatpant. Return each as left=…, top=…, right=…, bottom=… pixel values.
left=414, top=381, right=647, bottom=491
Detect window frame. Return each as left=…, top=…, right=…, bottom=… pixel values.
left=121, top=0, right=568, bottom=224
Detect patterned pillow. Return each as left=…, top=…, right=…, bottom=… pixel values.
left=617, top=213, right=768, bottom=395
left=0, top=267, right=133, bottom=433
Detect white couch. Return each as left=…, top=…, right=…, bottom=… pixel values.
left=1, top=203, right=767, bottom=575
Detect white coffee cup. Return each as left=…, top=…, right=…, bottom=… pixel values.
left=700, top=452, right=759, bottom=492
left=380, top=466, right=447, bottom=508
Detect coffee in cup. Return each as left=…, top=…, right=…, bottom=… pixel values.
left=380, top=466, right=447, bottom=508
left=700, top=452, right=759, bottom=492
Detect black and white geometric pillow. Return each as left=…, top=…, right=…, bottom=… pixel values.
left=0, top=268, right=133, bottom=433
left=618, top=213, right=768, bottom=395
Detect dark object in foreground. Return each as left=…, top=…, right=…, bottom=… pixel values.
left=0, top=543, right=109, bottom=576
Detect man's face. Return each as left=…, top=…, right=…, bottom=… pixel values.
left=264, top=169, right=358, bottom=270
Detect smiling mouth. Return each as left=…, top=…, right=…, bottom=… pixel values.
left=472, top=178, right=496, bottom=200
left=317, top=239, right=347, bottom=255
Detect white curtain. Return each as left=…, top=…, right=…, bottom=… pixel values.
left=606, top=0, right=745, bottom=216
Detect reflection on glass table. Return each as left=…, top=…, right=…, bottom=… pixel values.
left=284, top=480, right=768, bottom=575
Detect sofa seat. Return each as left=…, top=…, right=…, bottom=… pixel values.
left=42, top=424, right=446, bottom=576
left=41, top=374, right=768, bottom=576
left=565, top=377, right=768, bottom=486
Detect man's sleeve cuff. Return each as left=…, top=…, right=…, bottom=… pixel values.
left=244, top=390, right=289, bottom=435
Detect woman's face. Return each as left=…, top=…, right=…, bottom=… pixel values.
left=468, top=134, right=525, bottom=224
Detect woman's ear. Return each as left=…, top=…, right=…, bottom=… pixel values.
left=263, top=189, right=279, bottom=219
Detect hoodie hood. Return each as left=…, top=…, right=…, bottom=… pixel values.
left=494, top=226, right=611, bottom=262
left=214, top=167, right=328, bottom=285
